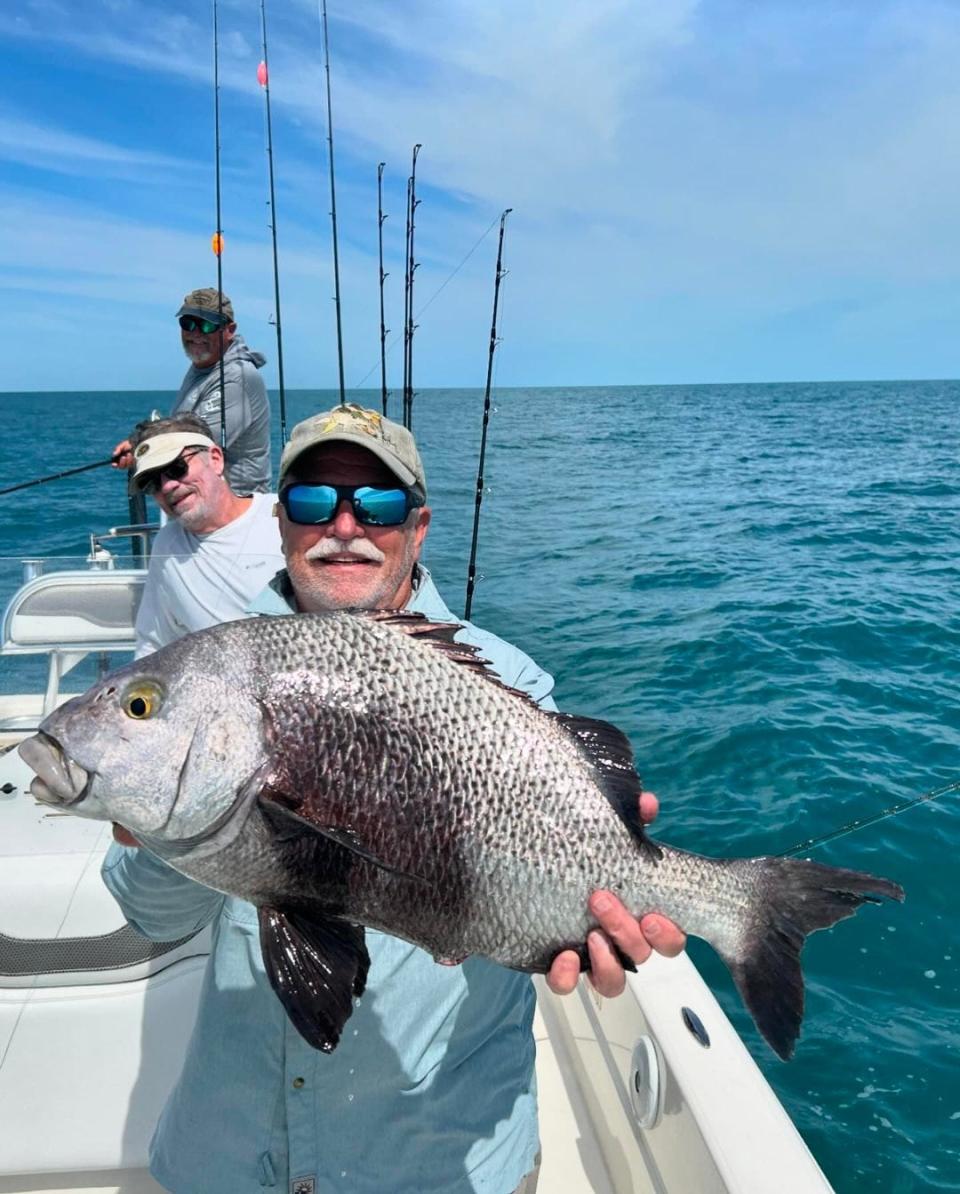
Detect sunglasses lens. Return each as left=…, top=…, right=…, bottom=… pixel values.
left=141, top=451, right=194, bottom=493
left=179, top=316, right=222, bottom=334
left=353, top=487, right=410, bottom=526
left=282, top=484, right=339, bottom=525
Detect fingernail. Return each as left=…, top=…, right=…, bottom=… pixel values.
left=644, top=919, right=660, bottom=937
left=592, top=892, right=612, bottom=914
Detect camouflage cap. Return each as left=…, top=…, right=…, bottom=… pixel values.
left=176, top=288, right=235, bottom=325
left=279, top=405, right=427, bottom=500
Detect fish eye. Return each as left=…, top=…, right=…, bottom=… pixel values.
left=122, top=681, right=163, bottom=720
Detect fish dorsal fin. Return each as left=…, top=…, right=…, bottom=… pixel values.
left=547, top=712, right=662, bottom=863
left=357, top=609, right=538, bottom=706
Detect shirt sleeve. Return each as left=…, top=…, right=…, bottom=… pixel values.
left=133, top=552, right=164, bottom=657
left=460, top=626, right=557, bottom=711
left=101, top=842, right=225, bottom=941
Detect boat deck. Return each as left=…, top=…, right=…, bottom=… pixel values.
left=0, top=1001, right=622, bottom=1194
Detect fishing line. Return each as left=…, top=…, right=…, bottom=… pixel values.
left=0, top=456, right=122, bottom=497
left=352, top=213, right=501, bottom=390
left=779, top=777, right=960, bottom=858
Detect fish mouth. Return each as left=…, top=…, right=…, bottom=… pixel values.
left=18, top=731, right=92, bottom=808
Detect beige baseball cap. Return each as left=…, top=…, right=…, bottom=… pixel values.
left=131, top=432, right=218, bottom=490
left=278, top=405, right=427, bottom=500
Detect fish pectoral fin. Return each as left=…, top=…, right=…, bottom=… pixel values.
left=259, top=796, right=429, bottom=883
left=258, top=906, right=370, bottom=1053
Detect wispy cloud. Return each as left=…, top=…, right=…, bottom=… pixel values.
left=4, top=0, right=960, bottom=386
left=0, top=111, right=195, bottom=178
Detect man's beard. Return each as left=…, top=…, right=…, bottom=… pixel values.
left=184, top=343, right=214, bottom=367
left=292, top=534, right=416, bottom=611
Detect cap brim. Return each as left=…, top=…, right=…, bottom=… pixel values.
left=176, top=305, right=233, bottom=325
left=131, top=433, right=217, bottom=489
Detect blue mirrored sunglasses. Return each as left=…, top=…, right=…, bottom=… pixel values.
left=279, top=483, right=423, bottom=527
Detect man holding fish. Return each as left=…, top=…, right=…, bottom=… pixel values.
left=100, top=404, right=686, bottom=1194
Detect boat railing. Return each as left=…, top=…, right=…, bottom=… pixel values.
left=89, top=517, right=158, bottom=570
left=0, top=520, right=158, bottom=731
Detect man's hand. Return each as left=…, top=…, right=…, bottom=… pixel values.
left=546, top=791, right=687, bottom=998
left=112, top=439, right=134, bottom=470
left=112, top=824, right=140, bottom=847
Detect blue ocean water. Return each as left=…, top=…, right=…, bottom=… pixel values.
left=1, top=382, right=957, bottom=1191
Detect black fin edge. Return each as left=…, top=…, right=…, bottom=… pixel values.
left=546, top=711, right=661, bottom=863
left=723, top=858, right=904, bottom=1061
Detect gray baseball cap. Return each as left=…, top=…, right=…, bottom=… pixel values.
left=278, top=405, right=427, bottom=500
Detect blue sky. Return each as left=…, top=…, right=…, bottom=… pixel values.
left=3, top=0, right=960, bottom=391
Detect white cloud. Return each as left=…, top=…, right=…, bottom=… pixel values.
left=5, top=0, right=960, bottom=385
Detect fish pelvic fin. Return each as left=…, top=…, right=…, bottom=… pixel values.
left=724, top=858, right=904, bottom=1061
left=547, top=712, right=662, bottom=863
left=259, top=906, right=370, bottom=1053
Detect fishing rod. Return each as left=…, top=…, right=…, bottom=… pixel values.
left=780, top=776, right=960, bottom=858
left=212, top=0, right=227, bottom=449
left=377, top=162, right=389, bottom=417
left=401, top=176, right=412, bottom=424
left=464, top=209, right=512, bottom=621
left=403, top=144, right=422, bottom=429
left=0, top=455, right=123, bottom=498
left=351, top=212, right=501, bottom=389
left=319, top=0, right=346, bottom=407
left=258, top=0, right=288, bottom=445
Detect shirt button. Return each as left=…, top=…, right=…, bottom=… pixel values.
left=292, top=1077, right=305, bottom=1089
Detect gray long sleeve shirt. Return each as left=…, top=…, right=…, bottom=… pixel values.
left=172, top=334, right=271, bottom=494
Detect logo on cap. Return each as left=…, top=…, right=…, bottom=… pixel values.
left=135, top=443, right=151, bottom=458
left=320, top=406, right=382, bottom=437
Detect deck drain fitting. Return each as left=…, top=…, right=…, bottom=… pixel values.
left=628, top=1035, right=663, bottom=1130
left=681, top=1006, right=711, bottom=1047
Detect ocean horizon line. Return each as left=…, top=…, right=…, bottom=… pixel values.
left=2, top=377, right=958, bottom=398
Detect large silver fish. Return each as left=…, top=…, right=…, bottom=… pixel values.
left=18, top=610, right=903, bottom=1059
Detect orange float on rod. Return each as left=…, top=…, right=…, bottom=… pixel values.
left=211, top=231, right=224, bottom=256
left=257, top=60, right=268, bottom=87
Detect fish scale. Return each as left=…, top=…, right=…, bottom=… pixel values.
left=19, top=608, right=904, bottom=1059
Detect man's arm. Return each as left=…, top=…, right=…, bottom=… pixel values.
left=102, top=840, right=225, bottom=941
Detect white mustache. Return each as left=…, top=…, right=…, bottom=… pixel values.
left=306, top=538, right=385, bottom=564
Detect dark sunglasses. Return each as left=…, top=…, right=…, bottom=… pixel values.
left=179, top=315, right=226, bottom=335
left=279, top=483, right=424, bottom=527
left=139, top=448, right=208, bottom=494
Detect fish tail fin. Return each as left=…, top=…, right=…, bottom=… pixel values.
left=721, top=857, right=903, bottom=1061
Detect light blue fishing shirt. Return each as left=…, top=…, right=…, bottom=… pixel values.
left=102, top=566, right=555, bottom=1194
